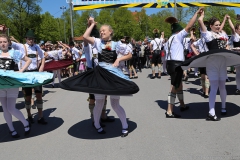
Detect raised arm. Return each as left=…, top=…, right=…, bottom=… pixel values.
left=198, top=10, right=207, bottom=33
left=227, top=15, right=235, bottom=35
left=185, top=7, right=204, bottom=33
left=83, top=17, right=96, bottom=45
left=220, top=14, right=228, bottom=32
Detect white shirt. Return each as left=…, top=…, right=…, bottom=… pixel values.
left=231, top=32, right=240, bottom=42
left=150, top=38, right=164, bottom=51
left=71, top=47, right=81, bottom=60
left=84, top=44, right=94, bottom=68
left=183, top=38, right=191, bottom=50
left=193, top=38, right=209, bottom=53
left=12, top=42, right=44, bottom=70
left=201, top=31, right=229, bottom=42
left=47, top=50, right=63, bottom=60
left=166, top=29, right=188, bottom=61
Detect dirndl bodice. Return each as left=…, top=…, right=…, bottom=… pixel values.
left=206, top=38, right=227, bottom=50
left=0, top=57, right=15, bottom=70
left=98, top=49, right=117, bottom=64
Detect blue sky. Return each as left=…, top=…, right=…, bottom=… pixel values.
left=40, top=0, right=240, bottom=18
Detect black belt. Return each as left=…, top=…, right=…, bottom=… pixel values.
left=27, top=54, right=37, bottom=58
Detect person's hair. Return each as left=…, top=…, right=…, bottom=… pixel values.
left=40, top=43, right=45, bottom=47
left=0, top=34, right=10, bottom=44
left=209, top=17, right=220, bottom=26
left=235, top=23, right=240, bottom=30
left=69, top=41, right=75, bottom=47
left=53, top=44, right=58, bottom=50
left=101, top=24, right=114, bottom=37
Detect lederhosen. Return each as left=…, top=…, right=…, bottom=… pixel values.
left=166, top=36, right=184, bottom=88
left=199, top=39, right=208, bottom=75
left=152, top=40, right=162, bottom=65
left=72, top=48, right=80, bottom=73
left=22, top=44, right=42, bottom=96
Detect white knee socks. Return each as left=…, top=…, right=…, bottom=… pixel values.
left=0, top=97, right=28, bottom=131
left=93, top=99, right=105, bottom=129
left=110, top=98, right=128, bottom=129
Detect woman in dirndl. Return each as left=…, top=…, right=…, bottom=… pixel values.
left=59, top=17, right=139, bottom=137
left=198, top=12, right=230, bottom=121
left=0, top=34, right=53, bottom=138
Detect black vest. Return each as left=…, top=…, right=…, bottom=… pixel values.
left=206, top=39, right=227, bottom=50
left=0, top=58, right=15, bottom=70
left=98, top=49, right=117, bottom=64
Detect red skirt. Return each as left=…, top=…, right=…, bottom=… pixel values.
left=44, top=59, right=73, bottom=71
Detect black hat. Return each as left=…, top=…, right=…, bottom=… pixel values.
left=25, top=30, right=35, bottom=38
left=171, top=23, right=183, bottom=34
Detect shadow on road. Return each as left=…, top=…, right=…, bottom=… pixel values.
left=68, top=118, right=137, bottom=139
left=155, top=100, right=240, bottom=119
left=0, top=108, right=64, bottom=143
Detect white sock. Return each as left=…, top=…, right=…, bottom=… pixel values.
left=219, top=80, right=227, bottom=111
left=209, top=80, right=219, bottom=116
left=93, top=99, right=105, bottom=129
left=110, top=98, right=128, bottom=129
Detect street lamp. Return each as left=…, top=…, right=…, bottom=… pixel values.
left=174, top=0, right=177, bottom=18
left=60, top=6, right=66, bottom=43
left=66, top=0, right=74, bottom=40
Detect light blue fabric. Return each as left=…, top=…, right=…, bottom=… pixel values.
left=99, top=40, right=117, bottom=53
left=98, top=62, right=130, bottom=81
left=0, top=70, right=53, bottom=84
left=0, top=49, right=23, bottom=63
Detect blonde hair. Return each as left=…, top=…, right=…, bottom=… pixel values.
left=0, top=34, right=10, bottom=44
left=101, top=24, right=114, bottom=37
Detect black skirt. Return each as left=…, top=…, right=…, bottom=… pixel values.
left=180, top=49, right=240, bottom=70
left=59, top=65, right=139, bottom=95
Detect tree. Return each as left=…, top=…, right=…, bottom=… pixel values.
left=35, top=12, right=61, bottom=43
left=0, top=0, right=42, bottom=42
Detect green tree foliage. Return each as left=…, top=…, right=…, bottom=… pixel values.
left=112, top=8, right=137, bottom=40
left=74, top=10, right=98, bottom=37
left=0, top=0, right=42, bottom=42
left=35, top=12, right=60, bottom=43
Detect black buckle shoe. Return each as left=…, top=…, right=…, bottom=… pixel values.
left=180, top=106, right=189, bottom=112
left=38, top=117, right=48, bottom=125
left=24, top=122, right=31, bottom=135
left=101, top=117, right=115, bottom=123
left=165, top=112, right=181, bottom=118
left=121, top=128, right=129, bottom=137
left=221, top=109, right=227, bottom=116
left=9, top=130, right=20, bottom=138
left=95, top=127, right=106, bottom=134
left=206, top=114, right=221, bottom=121
left=236, top=89, right=240, bottom=95
left=28, top=116, right=34, bottom=124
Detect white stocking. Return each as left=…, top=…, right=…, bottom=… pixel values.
left=0, top=97, right=28, bottom=131
left=110, top=98, right=128, bottom=129
left=209, top=80, right=219, bottom=116
left=235, top=66, right=240, bottom=90
left=57, top=69, right=61, bottom=83
left=218, top=80, right=226, bottom=111
left=93, top=98, right=105, bottom=130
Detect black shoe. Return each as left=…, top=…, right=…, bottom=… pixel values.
left=165, top=112, right=181, bottom=118
left=38, top=117, right=48, bottom=125
left=151, top=76, right=155, bottom=79
left=92, top=122, right=106, bottom=127
left=203, top=94, right=209, bottom=98
left=121, top=128, right=129, bottom=137
left=95, top=127, right=106, bottom=134
left=157, top=76, right=161, bottom=79
left=51, top=84, right=55, bottom=88
left=28, top=116, right=34, bottom=124
left=221, top=109, right=227, bottom=116
left=101, top=117, right=115, bottom=122
left=24, top=122, right=31, bottom=135
left=236, top=89, right=240, bottom=95
left=162, top=72, right=168, bottom=76
left=206, top=114, right=221, bottom=121
left=180, top=106, right=189, bottom=112
left=9, top=130, right=20, bottom=138
left=226, top=79, right=231, bottom=82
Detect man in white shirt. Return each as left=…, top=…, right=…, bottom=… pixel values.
left=150, top=30, right=164, bottom=79
left=13, top=30, right=47, bottom=124
left=69, top=41, right=81, bottom=75
left=165, top=8, right=203, bottom=118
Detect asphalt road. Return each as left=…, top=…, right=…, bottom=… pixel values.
left=1, top=68, right=240, bottom=160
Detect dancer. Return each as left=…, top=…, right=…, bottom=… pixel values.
left=83, top=24, right=115, bottom=126
left=164, top=8, right=204, bottom=118
left=0, top=34, right=53, bottom=138
left=227, top=15, right=240, bottom=94
left=60, top=17, right=139, bottom=137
